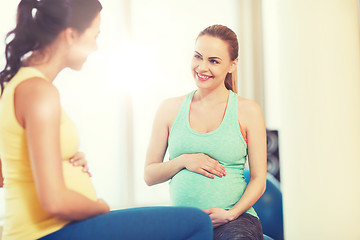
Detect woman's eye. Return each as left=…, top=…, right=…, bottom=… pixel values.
left=210, top=60, right=219, bottom=64
left=194, top=54, right=201, bottom=59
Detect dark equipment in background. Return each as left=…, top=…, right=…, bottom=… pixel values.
left=266, top=129, right=280, bottom=181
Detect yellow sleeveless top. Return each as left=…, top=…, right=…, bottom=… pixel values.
left=0, top=67, right=97, bottom=240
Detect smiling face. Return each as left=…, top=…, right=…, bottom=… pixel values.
left=67, top=12, right=101, bottom=70
left=191, top=35, right=237, bottom=91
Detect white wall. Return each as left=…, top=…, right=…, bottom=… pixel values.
left=262, top=0, right=282, bottom=130
left=263, top=0, right=360, bottom=239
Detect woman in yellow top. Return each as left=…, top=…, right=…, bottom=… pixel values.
left=0, top=0, right=213, bottom=239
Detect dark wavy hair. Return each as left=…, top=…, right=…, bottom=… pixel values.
left=198, top=25, right=239, bottom=93
left=0, top=0, right=102, bottom=95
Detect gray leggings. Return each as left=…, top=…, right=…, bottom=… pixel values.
left=213, top=213, right=263, bottom=240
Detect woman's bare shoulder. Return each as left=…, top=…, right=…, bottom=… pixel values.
left=15, top=77, right=60, bottom=120
left=237, top=96, right=264, bottom=123
left=158, top=95, right=186, bottom=113
left=154, top=94, right=187, bottom=126
left=15, top=77, right=59, bottom=100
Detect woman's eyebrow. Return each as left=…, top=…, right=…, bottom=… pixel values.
left=195, top=51, right=222, bottom=61
left=209, top=56, right=222, bottom=61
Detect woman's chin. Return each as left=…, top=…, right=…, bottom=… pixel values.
left=69, top=64, right=84, bottom=71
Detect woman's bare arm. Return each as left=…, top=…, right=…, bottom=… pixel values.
left=228, top=98, right=267, bottom=219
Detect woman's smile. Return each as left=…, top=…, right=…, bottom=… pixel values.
left=196, top=72, right=213, bottom=81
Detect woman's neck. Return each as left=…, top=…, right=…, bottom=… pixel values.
left=194, top=85, right=229, bottom=105
left=23, top=48, right=64, bottom=82
left=28, top=63, right=62, bottom=82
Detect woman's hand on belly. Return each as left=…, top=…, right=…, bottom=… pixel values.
left=203, top=208, right=236, bottom=228
left=69, top=152, right=91, bottom=177
left=183, top=153, right=226, bottom=179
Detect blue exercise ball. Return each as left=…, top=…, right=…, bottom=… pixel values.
left=244, top=170, right=284, bottom=240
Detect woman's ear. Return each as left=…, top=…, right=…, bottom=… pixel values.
left=229, top=58, right=239, bottom=74
left=64, top=28, right=78, bottom=45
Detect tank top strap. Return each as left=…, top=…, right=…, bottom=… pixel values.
left=185, top=90, right=196, bottom=109
left=6, top=67, right=47, bottom=92
left=223, top=90, right=239, bottom=124
left=227, top=90, right=248, bottom=145
left=169, top=90, right=196, bottom=138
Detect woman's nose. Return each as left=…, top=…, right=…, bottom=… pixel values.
left=197, top=60, right=208, bottom=71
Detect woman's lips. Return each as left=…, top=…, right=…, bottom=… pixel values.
left=197, top=72, right=213, bottom=81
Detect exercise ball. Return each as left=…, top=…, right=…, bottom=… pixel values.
left=244, top=169, right=284, bottom=240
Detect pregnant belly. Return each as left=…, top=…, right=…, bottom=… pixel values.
left=169, top=168, right=247, bottom=210
left=62, top=161, right=97, bottom=201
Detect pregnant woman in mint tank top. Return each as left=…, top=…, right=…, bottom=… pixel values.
left=145, top=25, right=267, bottom=240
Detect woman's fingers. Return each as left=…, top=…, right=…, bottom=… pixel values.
left=197, top=163, right=225, bottom=178
left=184, top=153, right=226, bottom=178
left=69, top=152, right=85, bottom=166
left=204, top=159, right=226, bottom=177
left=197, top=168, right=215, bottom=179
left=82, top=167, right=92, bottom=177
left=69, top=152, right=92, bottom=177
left=204, top=155, right=225, bottom=171
left=202, top=165, right=224, bottom=177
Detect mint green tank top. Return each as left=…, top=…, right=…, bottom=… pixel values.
left=168, top=90, right=257, bottom=218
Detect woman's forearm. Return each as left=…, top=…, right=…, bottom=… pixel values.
left=145, top=153, right=226, bottom=185
left=42, top=187, right=109, bottom=221
left=228, top=176, right=266, bottom=220
left=144, top=155, right=187, bottom=186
